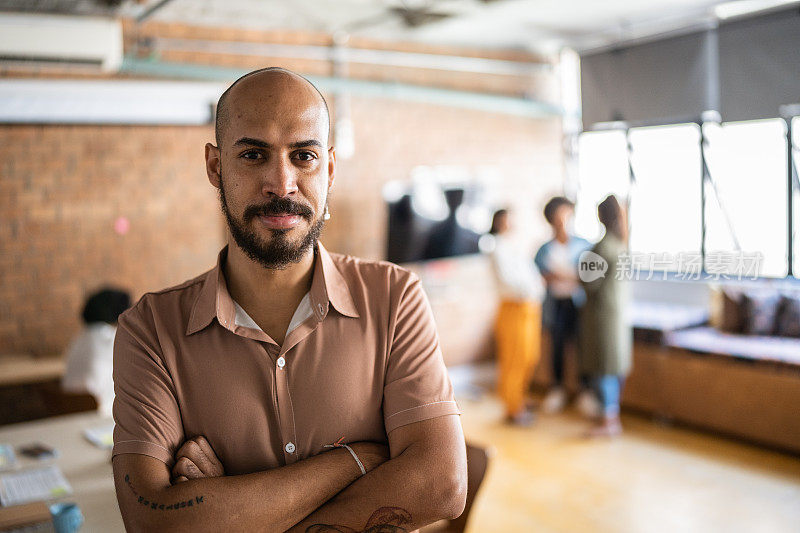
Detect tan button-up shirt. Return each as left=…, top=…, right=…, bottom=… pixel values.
left=112, top=241, right=459, bottom=476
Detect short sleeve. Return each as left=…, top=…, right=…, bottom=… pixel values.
left=383, top=273, right=460, bottom=434
left=534, top=243, right=550, bottom=276
left=112, top=304, right=184, bottom=467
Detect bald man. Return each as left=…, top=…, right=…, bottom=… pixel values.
left=111, top=67, right=467, bottom=532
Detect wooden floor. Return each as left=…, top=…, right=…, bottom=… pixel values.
left=451, top=394, right=800, bottom=533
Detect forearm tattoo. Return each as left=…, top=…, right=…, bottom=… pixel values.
left=306, top=506, right=412, bottom=532
left=124, top=473, right=205, bottom=511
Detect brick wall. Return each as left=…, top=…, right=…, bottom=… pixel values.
left=0, top=125, right=222, bottom=356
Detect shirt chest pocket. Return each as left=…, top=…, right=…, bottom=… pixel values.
left=174, top=345, right=279, bottom=433
left=289, top=354, right=387, bottom=447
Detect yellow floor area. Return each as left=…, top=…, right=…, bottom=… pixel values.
left=453, top=395, right=800, bottom=533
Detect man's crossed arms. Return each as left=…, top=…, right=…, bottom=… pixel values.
left=112, top=415, right=467, bottom=532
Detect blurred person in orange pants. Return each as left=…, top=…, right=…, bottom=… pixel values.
left=487, top=209, right=544, bottom=426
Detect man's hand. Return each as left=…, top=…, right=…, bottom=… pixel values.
left=171, top=436, right=225, bottom=485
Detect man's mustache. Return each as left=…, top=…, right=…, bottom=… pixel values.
left=244, top=198, right=314, bottom=221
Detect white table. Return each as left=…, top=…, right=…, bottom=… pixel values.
left=0, top=411, right=123, bottom=532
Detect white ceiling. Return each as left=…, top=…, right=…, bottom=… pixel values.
left=3, top=0, right=797, bottom=52
left=117, top=0, right=747, bottom=52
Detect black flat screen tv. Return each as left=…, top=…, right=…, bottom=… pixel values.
left=386, top=188, right=484, bottom=264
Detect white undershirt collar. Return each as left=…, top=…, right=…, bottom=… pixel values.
left=232, top=291, right=314, bottom=337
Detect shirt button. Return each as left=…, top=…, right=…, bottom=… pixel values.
left=317, top=303, right=324, bottom=314
left=285, top=442, right=295, bottom=454
left=277, top=356, right=285, bottom=369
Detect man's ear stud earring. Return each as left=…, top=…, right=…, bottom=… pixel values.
left=323, top=204, right=331, bottom=221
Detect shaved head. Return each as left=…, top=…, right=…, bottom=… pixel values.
left=206, top=66, right=335, bottom=270
left=214, top=67, right=330, bottom=148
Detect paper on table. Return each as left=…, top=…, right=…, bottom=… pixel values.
left=0, top=465, right=72, bottom=507
left=83, top=424, right=114, bottom=450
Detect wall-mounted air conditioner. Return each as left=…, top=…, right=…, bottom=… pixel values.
left=0, top=13, right=123, bottom=73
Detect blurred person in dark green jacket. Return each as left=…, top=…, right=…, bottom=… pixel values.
left=578, top=195, right=632, bottom=437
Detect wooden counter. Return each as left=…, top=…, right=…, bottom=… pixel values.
left=0, top=354, right=65, bottom=387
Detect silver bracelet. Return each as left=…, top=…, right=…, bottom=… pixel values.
left=323, top=440, right=366, bottom=476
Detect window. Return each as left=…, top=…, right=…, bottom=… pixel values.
left=574, top=131, right=630, bottom=242
left=628, top=123, right=703, bottom=261
left=576, top=118, right=798, bottom=279
left=704, top=119, right=788, bottom=278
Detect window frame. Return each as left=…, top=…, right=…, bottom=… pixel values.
left=578, top=113, right=800, bottom=281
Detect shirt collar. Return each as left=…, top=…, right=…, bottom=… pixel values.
left=186, top=241, right=359, bottom=336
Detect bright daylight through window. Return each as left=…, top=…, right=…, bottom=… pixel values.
left=576, top=118, right=798, bottom=279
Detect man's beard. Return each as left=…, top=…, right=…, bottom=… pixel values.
left=218, top=174, right=326, bottom=270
